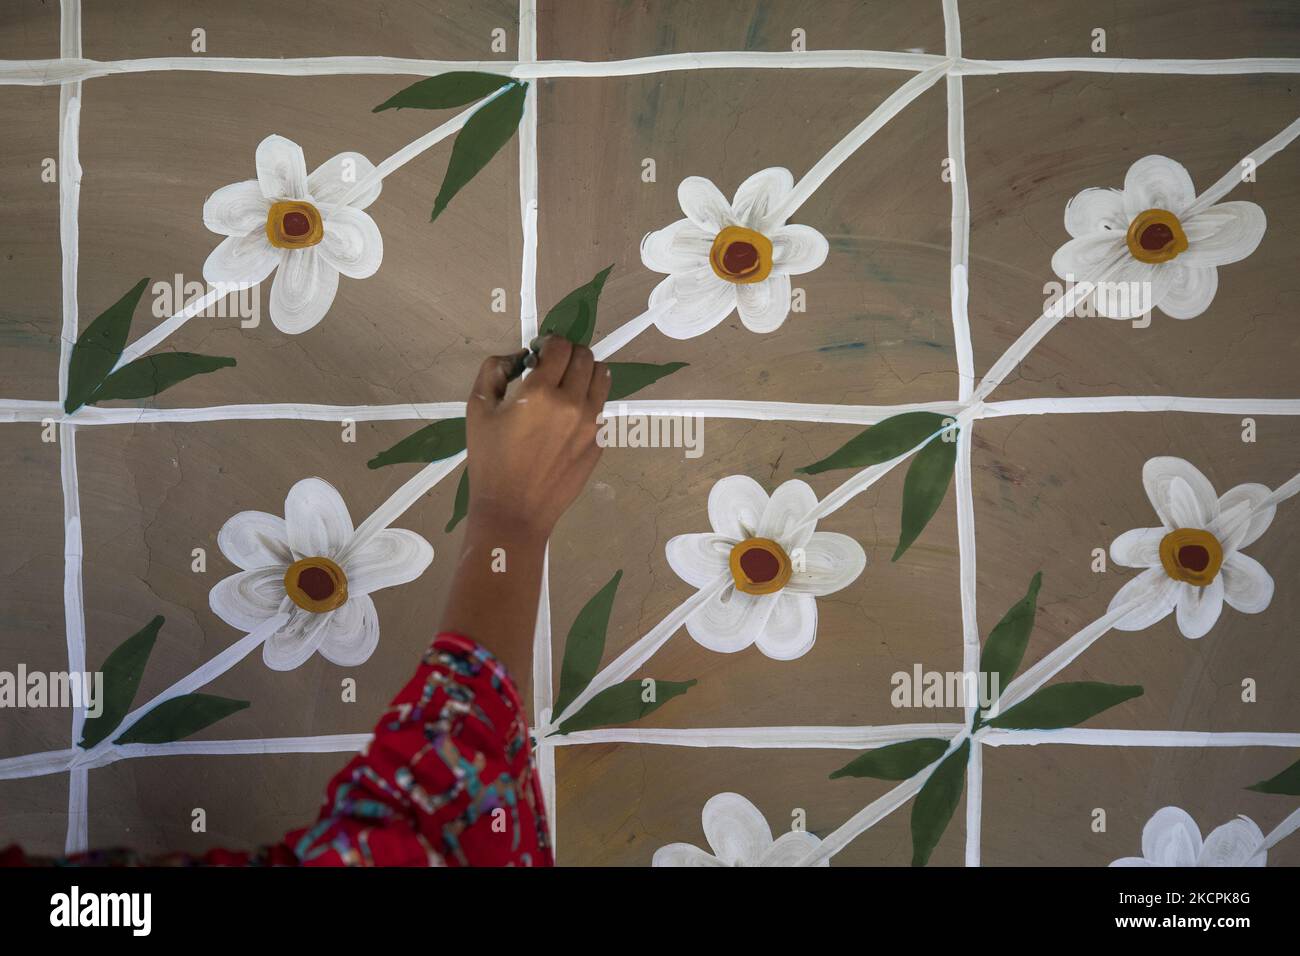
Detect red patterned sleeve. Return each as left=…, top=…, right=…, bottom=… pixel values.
left=285, top=633, right=553, bottom=867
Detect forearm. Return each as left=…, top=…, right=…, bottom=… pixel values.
left=437, top=509, right=549, bottom=687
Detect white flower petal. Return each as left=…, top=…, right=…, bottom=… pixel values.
left=1220, top=552, right=1274, bottom=615
left=754, top=592, right=818, bottom=661
left=787, top=531, right=867, bottom=596
left=1159, top=264, right=1218, bottom=320
left=686, top=585, right=776, bottom=654
left=1175, top=577, right=1224, bottom=640
left=308, top=151, right=380, bottom=209
left=1109, top=527, right=1164, bottom=569
left=702, top=792, right=772, bottom=866
left=735, top=274, right=791, bottom=334
left=203, top=231, right=281, bottom=287
left=345, top=528, right=433, bottom=596
left=1051, top=233, right=1127, bottom=285
left=708, top=475, right=769, bottom=541
left=203, top=180, right=270, bottom=237
left=1211, top=483, right=1275, bottom=552
left=640, top=218, right=712, bottom=274
left=759, top=479, right=819, bottom=551
left=284, top=477, right=354, bottom=559
left=665, top=533, right=733, bottom=589
left=256, top=134, right=310, bottom=201
left=317, top=205, right=383, bottom=279
left=217, top=510, right=292, bottom=571
left=1198, top=817, right=1266, bottom=867
left=1094, top=258, right=1174, bottom=320
left=760, top=830, right=826, bottom=867
left=770, top=224, right=829, bottom=276
left=1143, top=457, right=1218, bottom=530
left=1063, top=186, right=1127, bottom=238
left=677, top=176, right=733, bottom=233
left=648, top=267, right=737, bottom=340
left=1109, top=856, right=1155, bottom=867
left=731, top=167, right=794, bottom=233
left=209, top=568, right=286, bottom=632
left=1109, top=566, right=1179, bottom=632
left=1142, top=806, right=1202, bottom=866
left=651, top=843, right=724, bottom=867
left=316, top=593, right=381, bottom=667
left=262, top=608, right=330, bottom=671
left=1123, top=155, right=1196, bottom=220
left=1181, top=201, right=1266, bottom=268
left=269, top=248, right=340, bottom=334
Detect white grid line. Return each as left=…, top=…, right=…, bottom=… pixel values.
left=0, top=1, right=1296, bottom=865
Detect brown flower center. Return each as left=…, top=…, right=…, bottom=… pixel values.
left=1125, top=208, right=1188, bottom=264
left=729, top=537, right=792, bottom=595
left=266, top=200, right=324, bottom=249
left=284, top=555, right=348, bottom=613
left=709, top=225, right=773, bottom=285
left=1158, top=528, right=1223, bottom=587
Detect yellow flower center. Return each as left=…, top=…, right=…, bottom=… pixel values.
left=284, top=556, right=348, bottom=613
left=266, top=200, right=324, bottom=249
left=709, top=226, right=773, bottom=284
left=1158, top=528, right=1223, bottom=587
left=729, top=537, right=792, bottom=595
left=1125, top=208, right=1188, bottom=264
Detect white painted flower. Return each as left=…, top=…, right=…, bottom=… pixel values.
left=1051, top=155, right=1265, bottom=320
left=209, top=478, right=432, bottom=670
left=653, top=792, right=827, bottom=867
left=640, top=168, right=829, bottom=338
left=667, top=475, right=866, bottom=661
left=202, top=134, right=384, bottom=334
left=1108, top=457, right=1275, bottom=640
left=1111, top=806, right=1266, bottom=867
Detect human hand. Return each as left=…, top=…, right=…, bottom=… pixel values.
left=465, top=336, right=611, bottom=541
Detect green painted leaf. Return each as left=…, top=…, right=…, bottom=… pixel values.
left=911, top=739, right=969, bottom=867
left=892, top=428, right=959, bottom=561
left=829, top=738, right=949, bottom=780
left=978, top=572, right=1043, bottom=707
left=552, top=678, right=695, bottom=736
left=90, top=352, right=235, bottom=404
left=606, top=361, right=688, bottom=402
left=554, top=571, right=622, bottom=715
left=538, top=265, right=613, bottom=346
left=797, top=411, right=950, bottom=475
left=988, top=681, right=1143, bottom=730
left=114, top=693, right=248, bottom=745
left=373, top=71, right=513, bottom=112
left=79, top=616, right=163, bottom=749
left=65, top=278, right=149, bottom=413
left=431, top=81, right=527, bottom=222
left=367, top=418, right=466, bottom=469
left=1247, top=756, right=1300, bottom=795
left=445, top=469, right=470, bottom=533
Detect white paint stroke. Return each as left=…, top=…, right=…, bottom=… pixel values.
left=58, top=0, right=87, bottom=858
left=1264, top=807, right=1300, bottom=851
left=113, top=734, right=372, bottom=759
left=0, top=50, right=948, bottom=86
left=943, top=0, right=974, bottom=402
left=340, top=451, right=466, bottom=562
left=10, top=51, right=1300, bottom=88
left=115, top=284, right=233, bottom=371
left=980, top=396, right=1300, bottom=418
left=549, top=723, right=963, bottom=749
left=776, top=63, right=949, bottom=222
left=590, top=303, right=668, bottom=361
left=980, top=728, right=1300, bottom=748
left=799, top=770, right=928, bottom=865
left=954, top=56, right=1300, bottom=76
left=966, top=738, right=983, bottom=867
left=1186, top=114, right=1300, bottom=217
left=0, top=748, right=76, bottom=781
left=547, top=576, right=728, bottom=731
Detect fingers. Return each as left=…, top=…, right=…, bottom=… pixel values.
left=526, top=335, right=573, bottom=389
left=561, top=343, right=595, bottom=399
left=471, top=350, right=526, bottom=412
left=587, top=360, right=612, bottom=412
